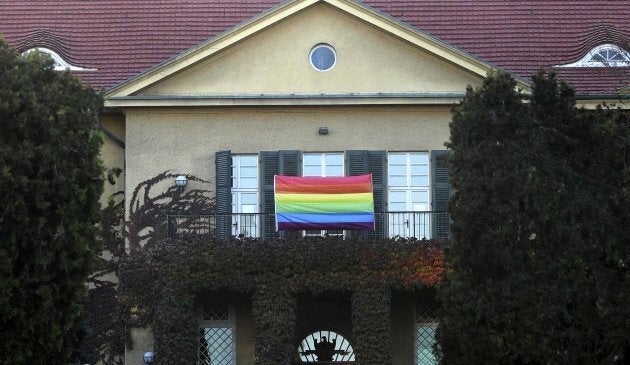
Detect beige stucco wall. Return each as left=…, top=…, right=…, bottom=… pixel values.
left=116, top=4, right=483, bottom=362
left=139, top=4, right=481, bottom=96
left=100, top=114, right=126, bottom=203
left=123, top=105, right=454, bottom=205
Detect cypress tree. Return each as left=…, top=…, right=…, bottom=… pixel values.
left=0, top=38, right=103, bottom=364
left=437, top=71, right=630, bottom=364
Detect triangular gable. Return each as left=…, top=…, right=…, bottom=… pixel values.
left=105, top=0, right=530, bottom=104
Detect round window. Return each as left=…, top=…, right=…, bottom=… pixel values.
left=309, top=44, right=336, bottom=71
left=297, top=329, right=355, bottom=362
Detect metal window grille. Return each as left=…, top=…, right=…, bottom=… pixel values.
left=198, top=304, right=235, bottom=365
left=415, top=303, right=438, bottom=365
left=203, top=304, right=229, bottom=321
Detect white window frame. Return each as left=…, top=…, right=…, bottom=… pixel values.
left=231, top=155, right=259, bottom=238
left=387, top=152, right=431, bottom=239
left=21, top=47, right=97, bottom=71
left=556, top=44, right=630, bottom=67
left=302, top=152, right=345, bottom=237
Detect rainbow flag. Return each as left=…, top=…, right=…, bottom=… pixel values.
left=274, top=174, right=375, bottom=231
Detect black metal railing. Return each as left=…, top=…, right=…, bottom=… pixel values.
left=166, top=211, right=451, bottom=241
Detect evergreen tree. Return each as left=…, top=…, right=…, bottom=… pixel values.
left=437, top=71, right=630, bottom=364
left=0, top=38, right=103, bottom=364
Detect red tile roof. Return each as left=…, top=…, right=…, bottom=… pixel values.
left=1, top=0, right=628, bottom=95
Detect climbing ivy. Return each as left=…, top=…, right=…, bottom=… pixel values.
left=82, top=170, right=445, bottom=364
left=120, top=235, right=444, bottom=364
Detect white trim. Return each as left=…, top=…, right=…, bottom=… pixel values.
left=22, top=48, right=97, bottom=71
left=104, top=0, right=530, bottom=97
left=309, top=43, right=337, bottom=72
left=556, top=44, right=630, bottom=68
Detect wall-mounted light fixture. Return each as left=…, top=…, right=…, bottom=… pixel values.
left=318, top=127, right=329, bottom=135
left=143, top=351, right=155, bottom=364
left=175, top=175, right=188, bottom=191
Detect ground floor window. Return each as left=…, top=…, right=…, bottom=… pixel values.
left=297, top=329, right=355, bottom=363
left=415, top=303, right=438, bottom=365
left=198, top=304, right=236, bottom=365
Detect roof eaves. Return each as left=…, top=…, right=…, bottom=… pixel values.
left=349, top=0, right=532, bottom=87
left=105, top=0, right=301, bottom=96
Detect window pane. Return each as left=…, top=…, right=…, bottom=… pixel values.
left=303, top=154, right=321, bottom=165
left=411, top=175, right=429, bottom=186
left=240, top=155, right=257, bottom=166
left=389, top=153, right=405, bottom=164
left=410, top=153, right=428, bottom=164
left=240, top=177, right=257, bottom=189
left=410, top=162, right=428, bottom=176
left=303, top=165, right=321, bottom=177
left=199, top=327, right=235, bottom=365
left=240, top=165, right=257, bottom=177
left=415, top=325, right=436, bottom=365
left=241, top=192, right=258, bottom=205
left=411, top=191, right=429, bottom=204
left=389, top=191, right=406, bottom=203
left=389, top=176, right=406, bottom=187
left=326, top=165, right=344, bottom=177
left=326, top=154, right=343, bottom=165
left=389, top=164, right=406, bottom=175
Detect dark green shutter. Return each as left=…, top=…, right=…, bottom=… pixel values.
left=431, top=150, right=452, bottom=240
left=279, top=150, right=302, bottom=240
left=279, top=150, right=301, bottom=176
left=215, top=150, right=232, bottom=240
left=260, top=151, right=279, bottom=241
left=346, top=150, right=387, bottom=239
left=260, top=150, right=301, bottom=240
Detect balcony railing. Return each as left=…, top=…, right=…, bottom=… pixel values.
left=167, top=211, right=450, bottom=241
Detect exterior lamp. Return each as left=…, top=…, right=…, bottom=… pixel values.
left=318, top=127, right=329, bottom=135
left=175, top=175, right=188, bottom=191
left=143, top=352, right=155, bottom=364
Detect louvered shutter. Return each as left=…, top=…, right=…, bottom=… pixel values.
left=431, top=150, right=452, bottom=240
left=279, top=150, right=301, bottom=176
left=215, top=150, right=232, bottom=240
left=278, top=150, right=302, bottom=240
left=260, top=151, right=279, bottom=241
left=346, top=150, right=386, bottom=239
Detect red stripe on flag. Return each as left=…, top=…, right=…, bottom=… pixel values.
left=275, top=174, right=372, bottom=194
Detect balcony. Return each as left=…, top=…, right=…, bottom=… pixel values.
left=167, top=211, right=450, bottom=241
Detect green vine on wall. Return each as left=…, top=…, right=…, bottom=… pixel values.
left=120, top=235, right=444, bottom=365
left=83, top=171, right=446, bottom=364
left=79, top=171, right=214, bottom=364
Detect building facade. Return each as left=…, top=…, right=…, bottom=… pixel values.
left=1, top=0, right=628, bottom=364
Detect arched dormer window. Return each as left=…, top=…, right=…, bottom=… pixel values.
left=21, top=47, right=96, bottom=71
left=557, top=44, right=630, bottom=67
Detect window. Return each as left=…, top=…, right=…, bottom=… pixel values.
left=309, top=44, right=337, bottom=72
left=219, top=149, right=451, bottom=240
left=231, top=155, right=259, bottom=238
left=557, top=44, right=630, bottom=67
left=198, top=304, right=236, bottom=365
left=415, top=303, right=438, bottom=365
left=387, top=152, right=431, bottom=238
left=303, top=153, right=344, bottom=237
left=297, top=329, right=355, bottom=362
left=21, top=47, right=97, bottom=71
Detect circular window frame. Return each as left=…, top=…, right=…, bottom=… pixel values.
left=309, top=44, right=337, bottom=72
left=296, top=328, right=355, bottom=363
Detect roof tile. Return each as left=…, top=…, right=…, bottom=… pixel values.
left=0, top=0, right=628, bottom=94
